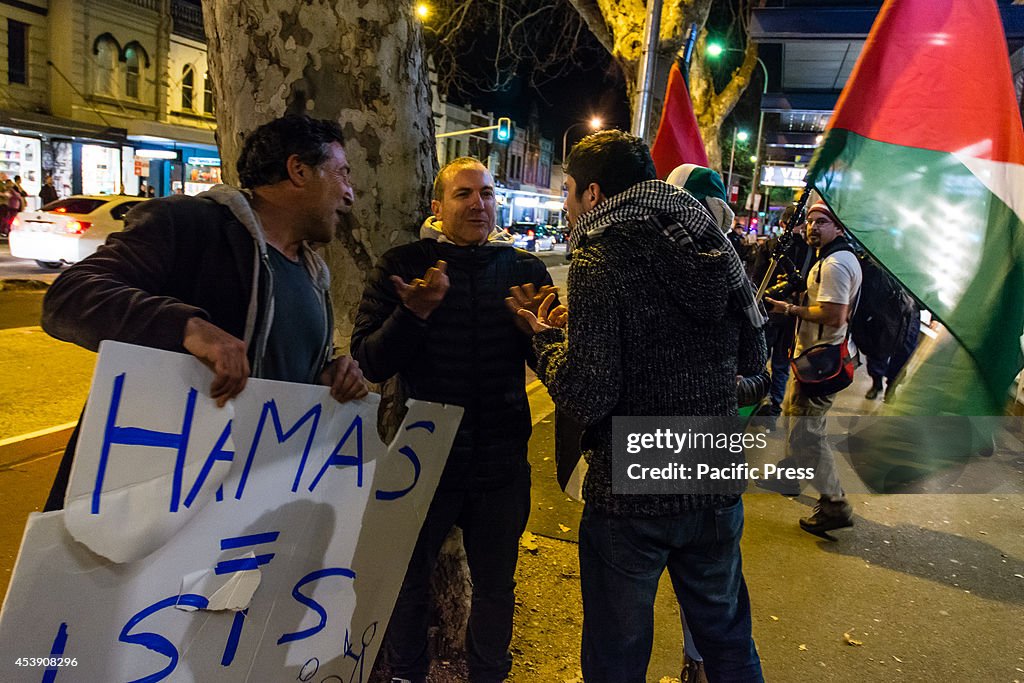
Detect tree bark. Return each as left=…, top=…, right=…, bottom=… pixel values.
left=202, top=2, right=474, bottom=676
left=201, top=0, right=436, bottom=345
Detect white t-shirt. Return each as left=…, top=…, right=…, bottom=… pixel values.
left=795, top=249, right=862, bottom=355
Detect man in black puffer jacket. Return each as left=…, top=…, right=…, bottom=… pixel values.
left=351, top=157, right=552, bottom=683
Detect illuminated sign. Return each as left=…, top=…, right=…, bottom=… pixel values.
left=760, top=165, right=807, bottom=187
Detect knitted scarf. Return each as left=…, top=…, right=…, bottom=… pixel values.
left=570, top=179, right=765, bottom=330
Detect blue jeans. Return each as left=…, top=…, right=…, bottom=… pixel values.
left=578, top=500, right=763, bottom=683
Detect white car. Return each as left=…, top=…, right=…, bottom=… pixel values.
left=8, top=195, right=149, bottom=269
left=508, top=222, right=555, bottom=252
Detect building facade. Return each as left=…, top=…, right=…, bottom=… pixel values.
left=0, top=0, right=220, bottom=205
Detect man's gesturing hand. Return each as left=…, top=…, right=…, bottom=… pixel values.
left=320, top=355, right=369, bottom=403
left=183, top=316, right=250, bottom=407
left=506, top=283, right=562, bottom=334
left=391, top=260, right=450, bottom=320
left=506, top=290, right=567, bottom=334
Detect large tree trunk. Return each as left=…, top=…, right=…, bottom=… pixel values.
left=202, top=0, right=436, bottom=344
left=201, top=3, right=473, bottom=676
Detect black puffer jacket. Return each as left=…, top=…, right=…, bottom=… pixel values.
left=351, top=237, right=552, bottom=491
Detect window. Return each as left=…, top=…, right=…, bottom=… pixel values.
left=181, top=65, right=194, bottom=111
left=203, top=72, right=214, bottom=114
left=124, top=46, right=140, bottom=99
left=110, top=201, right=140, bottom=221
left=92, top=35, right=119, bottom=96
left=8, top=20, right=27, bottom=85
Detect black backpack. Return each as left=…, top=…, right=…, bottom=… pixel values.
left=851, top=255, right=917, bottom=359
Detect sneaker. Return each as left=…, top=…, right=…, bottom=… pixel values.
left=681, top=655, right=708, bottom=683
left=865, top=381, right=883, bottom=400
left=799, top=496, right=854, bottom=537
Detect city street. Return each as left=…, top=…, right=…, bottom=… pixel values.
left=1, top=264, right=1022, bottom=681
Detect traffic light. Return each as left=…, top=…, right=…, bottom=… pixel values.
left=496, top=117, right=511, bottom=142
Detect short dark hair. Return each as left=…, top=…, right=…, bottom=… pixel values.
left=236, top=115, right=345, bottom=189
left=564, top=130, right=656, bottom=200
left=433, top=157, right=487, bottom=201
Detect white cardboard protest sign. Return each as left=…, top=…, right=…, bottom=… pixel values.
left=0, top=341, right=462, bottom=682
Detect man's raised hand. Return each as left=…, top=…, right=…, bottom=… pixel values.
left=391, top=260, right=450, bottom=320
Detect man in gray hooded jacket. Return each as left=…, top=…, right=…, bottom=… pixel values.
left=41, top=115, right=367, bottom=510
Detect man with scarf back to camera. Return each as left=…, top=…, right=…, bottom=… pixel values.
left=764, top=201, right=862, bottom=536
left=511, top=130, right=767, bottom=683
left=351, top=157, right=553, bottom=683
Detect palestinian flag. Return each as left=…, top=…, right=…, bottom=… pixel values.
left=808, top=0, right=1024, bottom=418
left=651, top=61, right=709, bottom=178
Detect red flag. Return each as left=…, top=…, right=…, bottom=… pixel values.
left=651, top=62, right=709, bottom=178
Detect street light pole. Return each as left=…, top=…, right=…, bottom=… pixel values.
left=707, top=43, right=770, bottom=229
left=561, top=118, right=603, bottom=168
left=749, top=57, right=769, bottom=227
left=631, top=0, right=663, bottom=140
left=726, top=129, right=748, bottom=201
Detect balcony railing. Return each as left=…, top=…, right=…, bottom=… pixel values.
left=171, top=0, right=206, bottom=42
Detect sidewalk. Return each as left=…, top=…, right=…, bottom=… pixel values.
left=514, top=371, right=1024, bottom=682
left=1, top=319, right=1021, bottom=682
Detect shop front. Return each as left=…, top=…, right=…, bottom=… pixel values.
left=496, top=187, right=565, bottom=229
left=184, top=156, right=221, bottom=195
left=0, top=132, right=42, bottom=208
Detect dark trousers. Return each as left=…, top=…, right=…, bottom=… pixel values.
left=386, top=465, right=531, bottom=683
left=578, top=500, right=763, bottom=683
left=867, top=322, right=921, bottom=384
left=764, top=316, right=796, bottom=407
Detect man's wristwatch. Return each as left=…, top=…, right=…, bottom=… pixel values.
left=785, top=303, right=796, bottom=317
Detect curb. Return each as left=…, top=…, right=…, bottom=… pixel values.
left=0, top=423, right=75, bottom=467
left=0, top=279, right=50, bottom=292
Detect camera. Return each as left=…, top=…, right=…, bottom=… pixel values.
left=764, top=276, right=805, bottom=301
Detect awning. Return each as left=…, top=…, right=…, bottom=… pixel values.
left=0, top=109, right=127, bottom=145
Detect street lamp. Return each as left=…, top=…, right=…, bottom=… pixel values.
left=562, top=117, right=603, bottom=168
left=415, top=3, right=430, bottom=19
left=726, top=128, right=748, bottom=202
left=708, top=42, right=769, bottom=220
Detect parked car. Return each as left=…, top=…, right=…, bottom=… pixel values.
left=507, top=222, right=554, bottom=252
left=8, top=195, right=149, bottom=269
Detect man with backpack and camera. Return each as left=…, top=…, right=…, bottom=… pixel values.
left=764, top=201, right=862, bottom=536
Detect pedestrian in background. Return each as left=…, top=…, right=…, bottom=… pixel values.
left=764, top=201, right=862, bottom=535
left=39, top=174, right=58, bottom=205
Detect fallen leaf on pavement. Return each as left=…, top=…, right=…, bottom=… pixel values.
left=843, top=633, right=864, bottom=646
left=798, top=644, right=808, bottom=651
left=559, top=524, right=571, bottom=533
left=520, top=531, right=539, bottom=553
